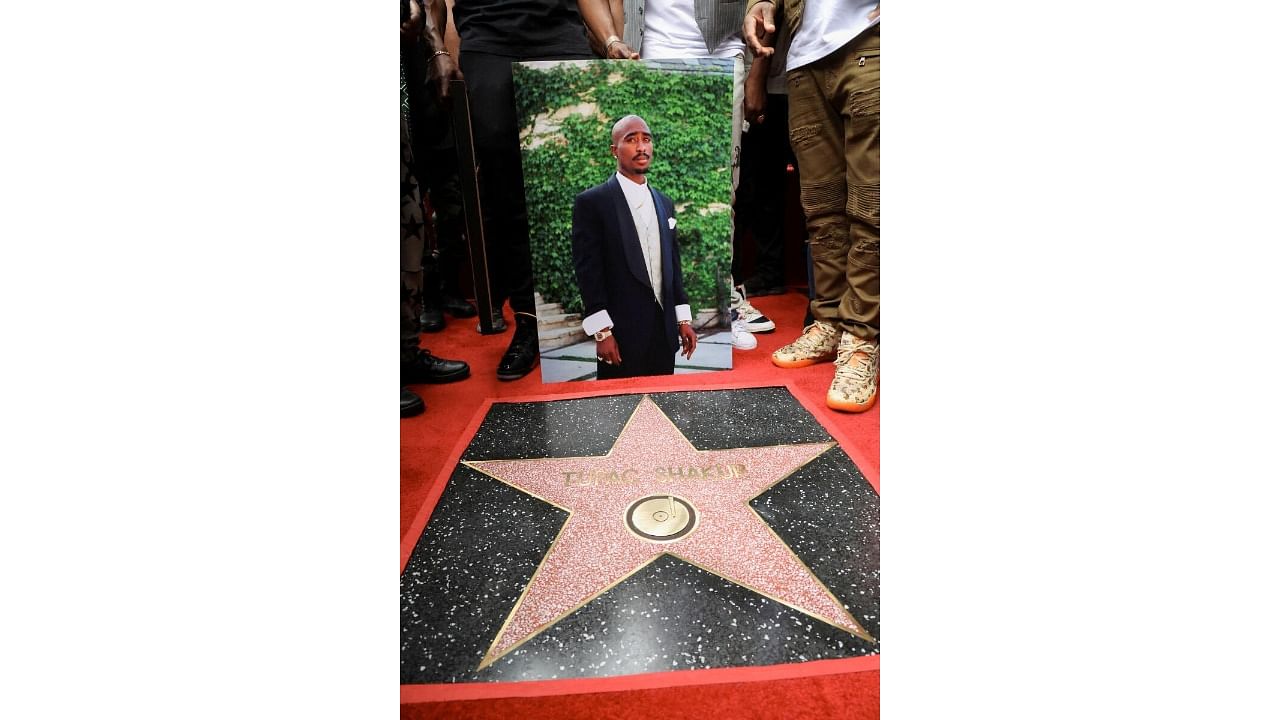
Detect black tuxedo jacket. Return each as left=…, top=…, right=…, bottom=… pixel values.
left=571, top=175, right=689, bottom=362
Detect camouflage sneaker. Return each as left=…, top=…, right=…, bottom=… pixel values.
left=771, top=321, right=840, bottom=368
left=827, top=333, right=879, bottom=413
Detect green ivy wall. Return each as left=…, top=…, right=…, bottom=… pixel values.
left=514, top=60, right=735, bottom=320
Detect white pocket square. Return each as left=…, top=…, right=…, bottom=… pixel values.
left=668, top=217, right=677, bottom=230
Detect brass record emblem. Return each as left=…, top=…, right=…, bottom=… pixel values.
left=625, top=495, right=698, bottom=542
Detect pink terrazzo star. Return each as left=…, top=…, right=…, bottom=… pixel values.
left=463, top=395, right=874, bottom=669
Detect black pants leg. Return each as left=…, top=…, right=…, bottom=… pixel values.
left=458, top=50, right=592, bottom=315
left=735, top=93, right=793, bottom=286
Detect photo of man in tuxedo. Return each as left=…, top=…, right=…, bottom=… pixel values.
left=572, top=114, right=699, bottom=379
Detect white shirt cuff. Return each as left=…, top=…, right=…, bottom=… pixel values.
left=675, top=304, right=692, bottom=323
left=582, top=309, right=614, bottom=337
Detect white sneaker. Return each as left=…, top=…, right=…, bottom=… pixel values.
left=730, top=313, right=757, bottom=350
left=732, top=285, right=776, bottom=333
left=738, top=299, right=775, bottom=333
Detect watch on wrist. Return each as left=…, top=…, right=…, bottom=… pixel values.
left=593, top=328, right=613, bottom=342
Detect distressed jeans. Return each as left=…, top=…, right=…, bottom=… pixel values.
left=787, top=26, right=879, bottom=341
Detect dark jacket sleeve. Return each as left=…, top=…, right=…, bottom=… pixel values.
left=571, top=188, right=610, bottom=320
left=662, top=191, right=690, bottom=308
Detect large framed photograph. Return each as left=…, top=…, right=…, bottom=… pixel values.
left=514, top=58, right=738, bottom=383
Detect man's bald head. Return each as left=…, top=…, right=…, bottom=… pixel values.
left=611, top=114, right=652, bottom=144
left=610, top=115, right=654, bottom=182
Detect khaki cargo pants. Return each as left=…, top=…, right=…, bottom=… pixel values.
left=787, top=26, right=879, bottom=341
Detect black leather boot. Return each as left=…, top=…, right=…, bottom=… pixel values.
left=419, top=304, right=445, bottom=332
left=402, top=347, right=470, bottom=384
left=401, top=387, right=425, bottom=417
left=496, top=314, right=539, bottom=381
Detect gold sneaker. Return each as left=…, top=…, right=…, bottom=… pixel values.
left=771, top=321, right=840, bottom=368
left=827, top=333, right=879, bottom=413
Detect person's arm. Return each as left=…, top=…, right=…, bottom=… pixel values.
left=610, top=0, right=624, bottom=48
left=578, top=0, right=639, bottom=59
left=572, top=192, right=624, bottom=366
left=743, top=0, right=776, bottom=58
left=745, top=51, right=771, bottom=126
left=424, top=0, right=463, bottom=100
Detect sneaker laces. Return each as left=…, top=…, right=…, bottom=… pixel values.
left=790, top=322, right=836, bottom=351
left=835, top=339, right=878, bottom=383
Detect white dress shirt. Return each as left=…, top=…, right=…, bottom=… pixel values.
left=616, top=172, right=664, bottom=305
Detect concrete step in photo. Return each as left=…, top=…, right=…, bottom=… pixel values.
left=537, top=313, right=582, bottom=331
left=537, top=311, right=576, bottom=323
left=539, top=320, right=582, bottom=332
left=538, top=324, right=586, bottom=351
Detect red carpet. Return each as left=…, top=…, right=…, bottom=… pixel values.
left=401, top=670, right=880, bottom=720
left=401, top=289, right=879, bottom=718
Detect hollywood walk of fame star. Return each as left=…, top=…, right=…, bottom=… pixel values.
left=463, top=395, right=875, bottom=670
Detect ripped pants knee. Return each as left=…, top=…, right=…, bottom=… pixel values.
left=807, top=218, right=850, bottom=259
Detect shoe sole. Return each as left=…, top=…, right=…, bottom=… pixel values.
left=745, top=321, right=776, bottom=333
left=771, top=353, right=836, bottom=369
left=496, top=356, right=540, bottom=381
left=827, top=390, right=877, bottom=413
left=401, top=401, right=425, bottom=418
